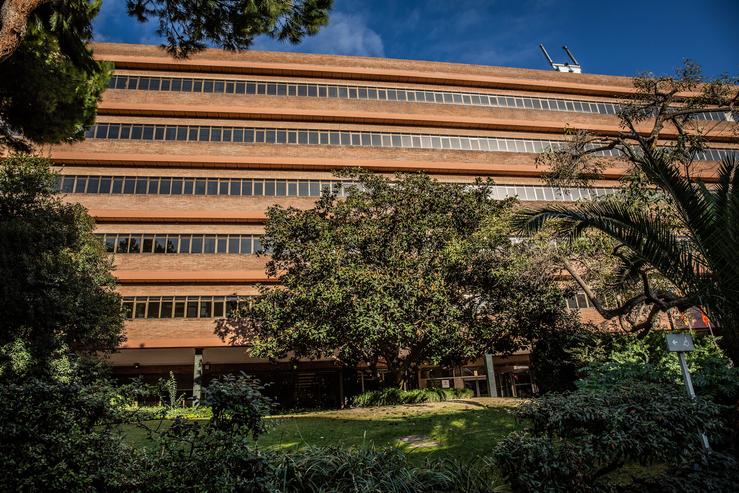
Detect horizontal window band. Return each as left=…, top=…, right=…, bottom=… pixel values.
left=122, top=291, right=592, bottom=320
left=96, top=233, right=265, bottom=254
left=122, top=295, right=251, bottom=320
left=84, top=123, right=736, bottom=162
left=57, top=175, right=618, bottom=201
left=107, top=75, right=734, bottom=123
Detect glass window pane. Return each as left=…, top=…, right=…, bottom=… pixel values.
left=128, top=235, right=141, bottom=253
left=204, top=235, right=216, bottom=253
left=154, top=236, right=166, bottom=253
left=166, top=235, right=178, bottom=253
left=213, top=300, right=224, bottom=318
left=147, top=301, right=160, bottom=318
left=160, top=300, right=173, bottom=318
left=117, top=236, right=129, bottom=254
left=186, top=301, right=199, bottom=318
left=200, top=300, right=212, bottom=318
left=228, top=236, right=240, bottom=254
left=179, top=236, right=190, bottom=253
left=174, top=301, right=185, bottom=317
left=191, top=236, right=203, bottom=253
left=104, top=236, right=115, bottom=252
left=217, top=237, right=227, bottom=253
left=240, top=236, right=252, bottom=254
left=135, top=300, right=147, bottom=318
left=159, top=177, right=171, bottom=194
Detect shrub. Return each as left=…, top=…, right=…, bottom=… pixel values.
left=352, top=387, right=473, bottom=407
left=125, top=405, right=214, bottom=420
left=493, top=382, right=726, bottom=493
left=0, top=374, right=137, bottom=491
left=269, top=445, right=503, bottom=493
left=628, top=451, right=739, bottom=493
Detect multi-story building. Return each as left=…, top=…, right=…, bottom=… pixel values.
left=49, top=43, right=735, bottom=406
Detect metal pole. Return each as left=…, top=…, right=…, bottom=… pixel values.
left=677, top=351, right=710, bottom=451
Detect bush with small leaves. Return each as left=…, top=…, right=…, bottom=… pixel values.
left=0, top=372, right=137, bottom=491
left=493, top=382, right=726, bottom=493
left=352, top=387, right=474, bottom=407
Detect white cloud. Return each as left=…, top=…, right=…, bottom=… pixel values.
left=253, top=12, right=385, bottom=58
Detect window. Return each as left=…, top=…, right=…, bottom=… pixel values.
left=142, top=235, right=154, bottom=253
left=187, top=300, right=199, bottom=318
left=204, top=236, right=216, bottom=253
left=174, top=300, right=185, bottom=317
left=228, top=236, right=240, bottom=254
left=179, top=236, right=190, bottom=253
left=166, top=236, right=178, bottom=253
left=135, top=300, right=146, bottom=318
left=154, top=236, right=166, bottom=253
left=191, top=236, right=203, bottom=253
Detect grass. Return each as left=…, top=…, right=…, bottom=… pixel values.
left=120, top=397, right=523, bottom=465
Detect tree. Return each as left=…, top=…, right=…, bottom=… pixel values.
left=216, top=171, right=571, bottom=388
left=0, top=1, right=110, bottom=151
left=0, top=154, right=124, bottom=377
left=127, top=0, right=333, bottom=59
left=513, top=63, right=739, bottom=359
left=0, top=0, right=332, bottom=150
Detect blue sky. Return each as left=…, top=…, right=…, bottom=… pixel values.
left=94, top=0, right=738, bottom=78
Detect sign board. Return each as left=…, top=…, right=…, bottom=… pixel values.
left=666, top=333, right=695, bottom=352
left=441, top=379, right=450, bottom=388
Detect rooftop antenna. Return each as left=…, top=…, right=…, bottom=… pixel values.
left=539, top=44, right=582, bottom=73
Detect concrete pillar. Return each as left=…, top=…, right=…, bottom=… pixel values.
left=484, top=353, right=499, bottom=397
left=193, top=348, right=204, bottom=402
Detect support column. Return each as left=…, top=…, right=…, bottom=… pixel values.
left=193, top=348, right=204, bottom=402
left=484, top=353, right=498, bottom=397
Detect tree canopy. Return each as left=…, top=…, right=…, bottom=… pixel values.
left=217, top=171, right=573, bottom=388
left=0, top=154, right=124, bottom=377
left=127, top=0, right=333, bottom=59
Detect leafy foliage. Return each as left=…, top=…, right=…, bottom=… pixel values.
left=516, top=153, right=739, bottom=358
left=218, top=171, right=569, bottom=387
left=0, top=155, right=123, bottom=376
left=0, top=365, right=136, bottom=492
left=529, top=318, right=602, bottom=394
left=0, top=1, right=333, bottom=150
left=0, top=1, right=110, bottom=151
left=271, top=445, right=503, bottom=493
left=516, top=63, right=739, bottom=357
left=628, top=451, right=739, bottom=493
left=494, top=383, right=727, bottom=493
left=352, top=387, right=473, bottom=407
left=127, top=0, right=333, bottom=58
left=578, top=332, right=738, bottom=405
left=133, top=393, right=273, bottom=491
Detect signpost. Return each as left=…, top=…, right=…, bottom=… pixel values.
left=665, top=333, right=710, bottom=452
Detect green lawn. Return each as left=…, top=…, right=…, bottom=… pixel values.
left=121, top=397, right=523, bottom=465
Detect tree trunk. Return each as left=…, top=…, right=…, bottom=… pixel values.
left=385, top=360, right=418, bottom=390
left=0, top=0, right=51, bottom=64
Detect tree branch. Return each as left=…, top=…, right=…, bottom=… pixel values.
left=0, top=0, right=50, bottom=63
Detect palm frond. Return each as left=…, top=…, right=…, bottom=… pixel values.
left=513, top=200, right=699, bottom=294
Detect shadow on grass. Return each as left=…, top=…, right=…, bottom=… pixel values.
left=258, top=405, right=521, bottom=465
